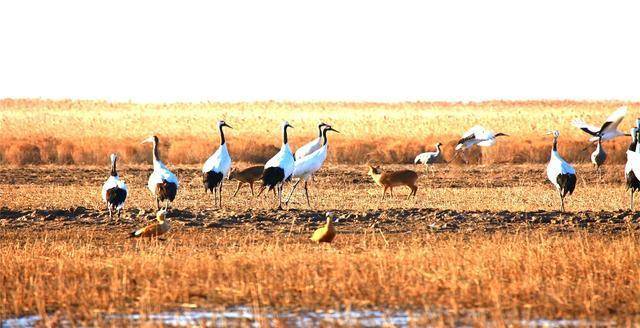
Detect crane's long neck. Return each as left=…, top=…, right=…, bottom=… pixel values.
left=110, top=157, right=118, bottom=177
left=322, top=128, right=330, bottom=146
left=219, top=125, right=226, bottom=146
left=317, top=125, right=324, bottom=138
left=283, top=126, right=289, bottom=145
left=436, top=144, right=441, bottom=154
left=152, top=139, right=162, bottom=167
left=551, top=137, right=558, bottom=154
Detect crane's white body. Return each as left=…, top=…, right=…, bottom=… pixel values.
left=455, top=126, right=501, bottom=150
left=295, top=137, right=322, bottom=160
left=415, top=144, right=442, bottom=164
left=265, top=143, right=295, bottom=181
left=148, top=158, right=179, bottom=195
left=571, top=106, right=627, bottom=142
left=546, top=149, right=576, bottom=191
left=625, top=128, right=640, bottom=177
left=101, top=176, right=128, bottom=209
left=202, top=142, right=232, bottom=177
left=292, top=144, right=328, bottom=181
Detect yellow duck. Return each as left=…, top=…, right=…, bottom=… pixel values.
left=129, top=209, right=171, bottom=238
left=310, top=211, right=336, bottom=243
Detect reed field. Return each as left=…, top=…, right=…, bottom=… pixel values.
left=3, top=99, right=640, bottom=326
left=0, top=99, right=637, bottom=165
left=2, top=227, right=640, bottom=326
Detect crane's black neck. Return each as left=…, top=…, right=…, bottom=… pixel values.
left=322, top=127, right=331, bottom=146
left=110, top=157, right=118, bottom=177
left=552, top=138, right=558, bottom=152
left=152, top=137, right=160, bottom=162
left=219, top=124, right=226, bottom=145
left=283, top=125, right=289, bottom=145
left=318, top=124, right=324, bottom=138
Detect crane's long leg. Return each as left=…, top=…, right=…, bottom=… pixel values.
left=303, top=181, right=310, bottom=207
left=277, top=184, right=283, bottom=210
left=232, top=182, right=242, bottom=198
left=285, top=179, right=302, bottom=204
left=631, top=190, right=635, bottom=211
left=256, top=186, right=266, bottom=197
left=108, top=206, right=112, bottom=219
left=219, top=182, right=223, bottom=208
left=213, top=188, right=218, bottom=208
left=559, top=191, right=565, bottom=212
left=249, top=182, right=254, bottom=196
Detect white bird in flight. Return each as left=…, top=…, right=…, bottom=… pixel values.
left=455, top=126, right=508, bottom=151
left=571, top=106, right=629, bottom=142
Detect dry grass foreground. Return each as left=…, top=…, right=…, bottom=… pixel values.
left=2, top=227, right=640, bottom=325
left=0, top=99, right=638, bottom=165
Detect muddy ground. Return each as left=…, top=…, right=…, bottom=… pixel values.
left=1, top=163, right=638, bottom=235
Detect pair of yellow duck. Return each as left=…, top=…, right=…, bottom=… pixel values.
left=130, top=210, right=337, bottom=243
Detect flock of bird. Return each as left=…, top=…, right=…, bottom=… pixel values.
left=101, top=106, right=638, bottom=241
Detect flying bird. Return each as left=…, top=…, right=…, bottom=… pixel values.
left=455, top=126, right=509, bottom=151
left=571, top=106, right=628, bottom=142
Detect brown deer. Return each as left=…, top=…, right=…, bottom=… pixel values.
left=367, top=165, right=418, bottom=200
left=229, top=165, right=264, bottom=197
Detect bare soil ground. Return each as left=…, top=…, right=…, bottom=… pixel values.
left=0, top=163, right=638, bottom=235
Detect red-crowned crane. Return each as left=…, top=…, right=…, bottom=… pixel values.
left=295, top=122, right=329, bottom=160
left=546, top=130, right=577, bottom=212
left=202, top=120, right=232, bottom=208
left=101, top=153, right=127, bottom=219
left=625, top=127, right=640, bottom=210
left=454, top=126, right=508, bottom=163
left=142, top=136, right=179, bottom=210
left=261, top=121, right=295, bottom=209
left=285, top=126, right=339, bottom=206
left=572, top=106, right=628, bottom=142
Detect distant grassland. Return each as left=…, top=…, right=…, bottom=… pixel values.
left=0, top=99, right=637, bottom=165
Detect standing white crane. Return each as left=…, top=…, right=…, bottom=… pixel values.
left=414, top=142, right=443, bottom=172
left=202, top=120, right=232, bottom=208
left=101, top=153, right=128, bottom=219
left=260, top=121, right=295, bottom=209
left=546, top=130, right=577, bottom=212
left=590, top=135, right=606, bottom=179
left=625, top=127, right=640, bottom=210
left=285, top=126, right=339, bottom=206
left=295, top=122, right=329, bottom=160
left=454, top=126, right=508, bottom=163
left=571, top=106, right=628, bottom=142
left=142, top=135, right=179, bottom=210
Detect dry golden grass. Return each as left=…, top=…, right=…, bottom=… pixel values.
left=0, top=98, right=637, bottom=165
left=2, top=227, right=639, bottom=324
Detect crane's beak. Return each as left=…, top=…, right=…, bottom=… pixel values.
left=223, top=123, right=233, bottom=129
left=328, top=127, right=340, bottom=133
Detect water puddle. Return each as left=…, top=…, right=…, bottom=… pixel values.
left=2, top=306, right=618, bottom=327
